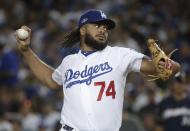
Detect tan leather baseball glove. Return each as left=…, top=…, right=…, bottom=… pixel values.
left=147, top=38, right=178, bottom=81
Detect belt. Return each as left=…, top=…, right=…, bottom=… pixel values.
left=62, top=124, right=74, bottom=131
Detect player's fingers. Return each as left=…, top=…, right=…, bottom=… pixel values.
left=158, top=61, right=165, bottom=66
left=158, top=65, right=164, bottom=70
left=14, top=32, right=20, bottom=41
left=14, top=31, right=24, bottom=41
left=158, top=62, right=165, bottom=70
left=21, top=25, right=31, bottom=34
left=14, top=32, right=27, bottom=45
left=15, top=36, right=23, bottom=43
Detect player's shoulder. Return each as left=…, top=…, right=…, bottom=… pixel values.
left=107, top=45, right=138, bottom=54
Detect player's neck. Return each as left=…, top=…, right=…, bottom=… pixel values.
left=80, top=42, right=95, bottom=51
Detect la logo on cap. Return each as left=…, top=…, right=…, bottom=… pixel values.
left=100, top=11, right=107, bottom=18
left=81, top=18, right=88, bottom=23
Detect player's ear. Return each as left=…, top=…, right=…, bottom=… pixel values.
left=80, top=26, right=86, bottom=36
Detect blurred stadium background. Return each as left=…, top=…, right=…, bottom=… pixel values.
left=0, top=0, right=190, bottom=131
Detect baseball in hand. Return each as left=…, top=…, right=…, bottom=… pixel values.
left=17, top=29, right=29, bottom=40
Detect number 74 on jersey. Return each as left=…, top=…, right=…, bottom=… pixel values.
left=94, top=80, right=116, bottom=101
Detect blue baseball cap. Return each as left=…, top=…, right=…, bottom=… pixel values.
left=78, top=9, right=116, bottom=30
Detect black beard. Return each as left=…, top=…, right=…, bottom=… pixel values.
left=84, top=33, right=108, bottom=50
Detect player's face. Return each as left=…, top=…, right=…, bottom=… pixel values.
left=84, top=23, right=109, bottom=50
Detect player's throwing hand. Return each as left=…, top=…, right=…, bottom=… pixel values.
left=15, top=25, right=31, bottom=52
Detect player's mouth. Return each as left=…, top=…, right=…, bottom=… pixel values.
left=96, top=35, right=106, bottom=41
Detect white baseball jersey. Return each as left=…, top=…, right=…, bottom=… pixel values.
left=52, top=46, right=144, bottom=131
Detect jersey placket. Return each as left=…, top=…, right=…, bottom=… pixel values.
left=79, top=50, right=97, bottom=130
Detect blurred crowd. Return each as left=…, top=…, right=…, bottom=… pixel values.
left=0, top=0, right=190, bottom=131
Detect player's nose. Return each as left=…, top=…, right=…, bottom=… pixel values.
left=99, top=25, right=107, bottom=33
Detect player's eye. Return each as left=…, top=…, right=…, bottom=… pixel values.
left=95, top=25, right=99, bottom=28
left=95, top=24, right=108, bottom=30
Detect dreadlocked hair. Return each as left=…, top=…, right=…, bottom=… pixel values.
left=61, top=28, right=80, bottom=48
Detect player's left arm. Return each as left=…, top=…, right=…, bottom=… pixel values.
left=140, top=56, right=181, bottom=76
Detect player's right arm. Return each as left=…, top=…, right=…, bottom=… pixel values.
left=15, top=26, right=61, bottom=89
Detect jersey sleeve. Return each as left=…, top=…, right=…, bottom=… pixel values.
left=52, top=61, right=64, bottom=86
left=128, top=49, right=144, bottom=72
left=120, top=48, right=144, bottom=74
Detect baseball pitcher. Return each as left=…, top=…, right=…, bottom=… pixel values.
left=15, top=9, right=180, bottom=131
